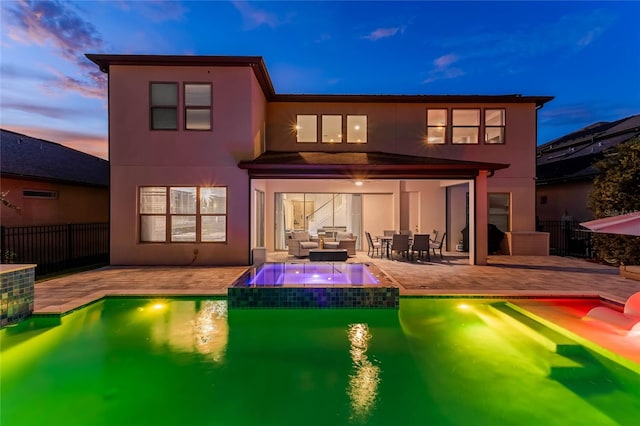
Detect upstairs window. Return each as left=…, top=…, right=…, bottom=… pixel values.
left=347, top=115, right=367, bottom=143
left=184, top=83, right=212, bottom=130
left=150, top=83, right=178, bottom=130
left=427, top=109, right=447, bottom=144
left=322, top=115, right=342, bottom=143
left=296, top=115, right=317, bottom=143
left=485, top=109, right=505, bottom=144
left=452, top=109, right=479, bottom=144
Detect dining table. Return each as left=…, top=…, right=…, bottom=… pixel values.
left=376, top=235, right=413, bottom=259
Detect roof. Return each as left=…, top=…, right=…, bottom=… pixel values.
left=0, top=129, right=109, bottom=187
left=238, top=151, right=509, bottom=179
left=536, top=114, right=640, bottom=185
left=86, top=54, right=553, bottom=107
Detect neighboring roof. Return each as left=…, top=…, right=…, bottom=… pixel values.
left=86, top=54, right=553, bottom=107
left=0, top=129, right=109, bottom=187
left=238, top=151, right=509, bottom=179
left=536, top=114, right=640, bottom=185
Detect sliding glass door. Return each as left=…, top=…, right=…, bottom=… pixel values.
left=275, top=192, right=362, bottom=250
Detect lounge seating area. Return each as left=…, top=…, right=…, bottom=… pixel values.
left=288, top=230, right=357, bottom=258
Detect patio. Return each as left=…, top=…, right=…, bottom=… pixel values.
left=33, top=253, right=640, bottom=314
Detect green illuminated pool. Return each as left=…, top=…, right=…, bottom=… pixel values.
left=2, top=298, right=639, bottom=425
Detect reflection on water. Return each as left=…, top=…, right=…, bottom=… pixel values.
left=149, top=300, right=228, bottom=363
left=346, top=323, right=380, bottom=423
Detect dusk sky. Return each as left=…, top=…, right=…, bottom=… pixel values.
left=1, top=0, right=639, bottom=160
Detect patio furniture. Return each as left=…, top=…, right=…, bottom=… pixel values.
left=309, top=249, right=348, bottom=261
left=411, top=234, right=431, bottom=261
left=322, top=231, right=357, bottom=256
left=376, top=235, right=393, bottom=258
left=390, top=233, right=410, bottom=261
left=383, top=230, right=396, bottom=237
left=365, top=232, right=382, bottom=258
left=430, top=232, right=446, bottom=259
left=288, top=231, right=319, bottom=257
left=431, top=229, right=440, bottom=243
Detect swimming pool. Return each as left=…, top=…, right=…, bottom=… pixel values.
left=2, top=297, right=639, bottom=425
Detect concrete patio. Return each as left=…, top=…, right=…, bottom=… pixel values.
left=33, top=252, right=640, bottom=314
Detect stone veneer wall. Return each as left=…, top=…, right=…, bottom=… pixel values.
left=1, top=264, right=36, bottom=328
left=229, top=287, right=399, bottom=309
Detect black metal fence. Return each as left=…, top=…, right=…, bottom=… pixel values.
left=537, top=220, right=594, bottom=258
left=1, top=223, right=109, bottom=278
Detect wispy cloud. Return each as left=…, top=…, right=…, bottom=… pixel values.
left=232, top=0, right=282, bottom=30
left=4, top=0, right=106, bottom=95
left=2, top=98, right=102, bottom=120
left=423, top=53, right=464, bottom=84
left=118, top=0, right=188, bottom=23
left=422, top=9, right=616, bottom=84
left=362, top=26, right=403, bottom=41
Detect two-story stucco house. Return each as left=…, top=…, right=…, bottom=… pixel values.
left=87, top=54, right=552, bottom=266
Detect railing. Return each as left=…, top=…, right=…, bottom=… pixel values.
left=536, top=220, right=594, bottom=258
left=1, top=223, right=109, bottom=278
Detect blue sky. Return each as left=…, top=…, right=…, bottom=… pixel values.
left=1, top=0, right=639, bottom=159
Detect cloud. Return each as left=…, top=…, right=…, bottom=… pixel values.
left=119, top=0, right=188, bottom=23
left=422, top=53, right=464, bottom=84
left=4, top=0, right=106, bottom=97
left=232, top=0, right=281, bottom=29
left=362, top=27, right=402, bottom=41
left=1, top=100, right=84, bottom=119
left=4, top=125, right=108, bottom=160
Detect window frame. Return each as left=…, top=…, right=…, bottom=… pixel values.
left=426, top=109, right=448, bottom=145
left=322, top=114, right=343, bottom=143
left=184, top=82, right=212, bottom=131
left=346, top=115, right=368, bottom=143
left=139, top=185, right=228, bottom=244
left=451, top=108, right=480, bottom=144
left=484, top=108, right=506, bottom=144
left=296, top=114, right=318, bottom=143
left=149, top=82, right=178, bottom=131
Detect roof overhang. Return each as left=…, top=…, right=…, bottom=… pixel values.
left=238, top=151, right=509, bottom=180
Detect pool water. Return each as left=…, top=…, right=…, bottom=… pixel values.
left=2, top=298, right=639, bottom=426
left=234, top=262, right=382, bottom=287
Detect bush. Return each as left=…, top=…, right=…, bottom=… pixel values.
left=588, top=137, right=640, bottom=265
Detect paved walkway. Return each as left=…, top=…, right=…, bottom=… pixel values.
left=34, top=253, right=640, bottom=314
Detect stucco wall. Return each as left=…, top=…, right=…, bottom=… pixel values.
left=536, top=181, right=593, bottom=222
left=0, top=177, right=108, bottom=227
left=108, top=65, right=266, bottom=265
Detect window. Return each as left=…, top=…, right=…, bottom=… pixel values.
left=427, top=109, right=447, bottom=144
left=452, top=109, right=479, bottom=144
left=322, top=115, right=342, bottom=143
left=150, top=83, right=178, bottom=130
left=485, top=109, right=505, bottom=144
left=23, top=189, right=58, bottom=199
left=139, top=186, right=227, bottom=243
left=347, top=115, right=367, bottom=143
left=184, top=83, right=211, bottom=130
left=296, top=115, right=317, bottom=143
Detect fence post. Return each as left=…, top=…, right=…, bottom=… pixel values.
left=67, top=223, right=73, bottom=269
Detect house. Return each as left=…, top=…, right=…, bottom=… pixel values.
left=86, top=54, right=553, bottom=266
left=536, top=114, right=640, bottom=222
left=0, top=129, right=109, bottom=227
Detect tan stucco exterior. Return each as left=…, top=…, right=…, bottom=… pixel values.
left=0, top=176, right=108, bottom=227
left=91, top=54, right=550, bottom=266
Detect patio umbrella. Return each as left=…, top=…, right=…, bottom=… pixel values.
left=580, top=211, right=640, bottom=236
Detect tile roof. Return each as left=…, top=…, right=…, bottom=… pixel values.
left=1, top=129, right=108, bottom=187
left=536, top=115, right=640, bottom=184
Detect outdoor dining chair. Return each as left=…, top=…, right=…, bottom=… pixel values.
left=365, top=231, right=383, bottom=258
left=430, top=232, right=446, bottom=259
left=390, top=233, right=410, bottom=261
left=411, top=234, right=431, bottom=261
